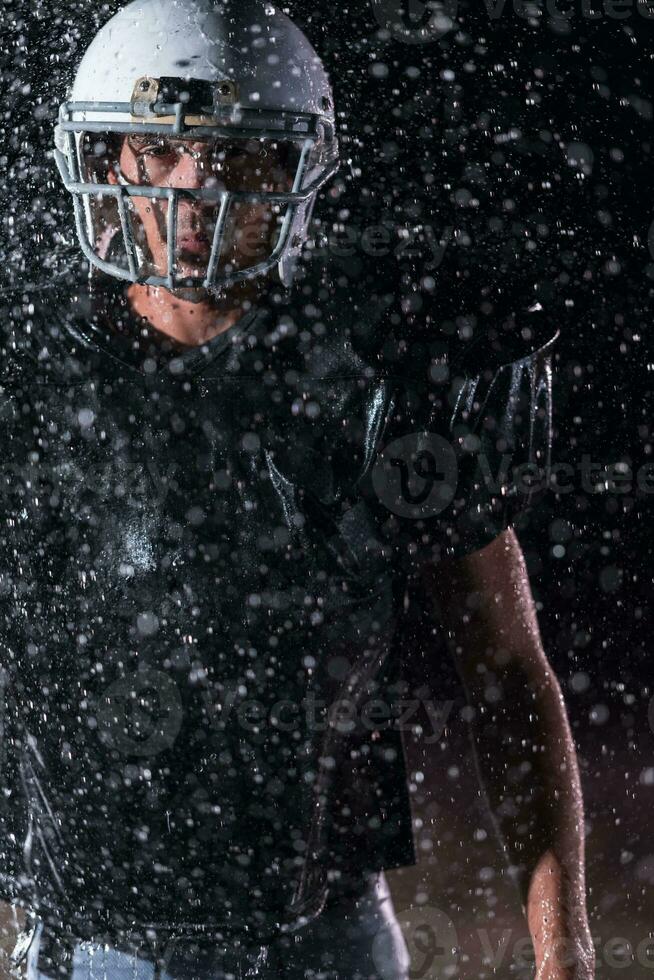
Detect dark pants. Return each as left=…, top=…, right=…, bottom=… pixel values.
left=21, top=872, right=410, bottom=980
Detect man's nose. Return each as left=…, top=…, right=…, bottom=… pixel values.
left=170, top=149, right=206, bottom=188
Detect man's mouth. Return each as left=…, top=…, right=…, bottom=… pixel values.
left=178, top=233, right=211, bottom=257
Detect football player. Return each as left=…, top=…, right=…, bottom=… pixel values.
left=0, top=0, right=593, bottom=977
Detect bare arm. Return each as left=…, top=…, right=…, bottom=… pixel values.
left=421, top=527, right=594, bottom=980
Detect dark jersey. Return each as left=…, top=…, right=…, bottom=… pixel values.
left=0, top=253, right=557, bottom=942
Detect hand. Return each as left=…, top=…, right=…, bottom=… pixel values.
left=528, top=850, right=594, bottom=980
left=534, top=934, right=596, bottom=980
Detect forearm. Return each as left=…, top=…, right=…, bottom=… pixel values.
left=423, top=529, right=593, bottom=976
left=463, top=656, right=593, bottom=976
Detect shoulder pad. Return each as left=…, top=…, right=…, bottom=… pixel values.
left=450, top=298, right=560, bottom=377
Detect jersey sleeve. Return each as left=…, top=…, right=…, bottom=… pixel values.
left=362, top=333, right=558, bottom=574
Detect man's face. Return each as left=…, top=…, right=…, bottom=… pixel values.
left=100, top=132, right=299, bottom=282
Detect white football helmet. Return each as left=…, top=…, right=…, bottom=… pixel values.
left=53, top=0, right=339, bottom=294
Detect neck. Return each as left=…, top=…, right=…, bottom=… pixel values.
left=126, top=279, right=266, bottom=347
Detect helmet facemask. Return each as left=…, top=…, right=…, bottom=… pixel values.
left=54, top=75, right=339, bottom=297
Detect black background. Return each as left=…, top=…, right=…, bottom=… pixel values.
left=1, top=0, right=653, bottom=973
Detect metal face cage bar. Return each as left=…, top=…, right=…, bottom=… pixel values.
left=54, top=101, right=339, bottom=290
left=58, top=99, right=336, bottom=139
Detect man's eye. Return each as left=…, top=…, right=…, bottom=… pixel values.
left=143, top=144, right=170, bottom=157
left=209, top=146, right=246, bottom=168
left=223, top=145, right=249, bottom=160
left=129, top=140, right=170, bottom=157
